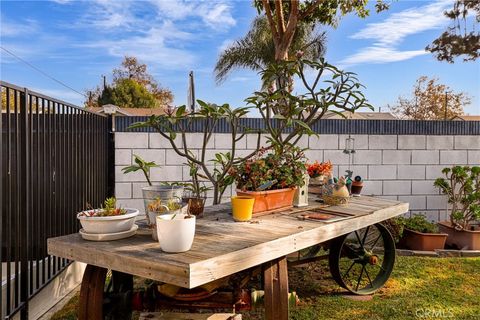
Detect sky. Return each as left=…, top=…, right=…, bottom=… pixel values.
left=1, top=0, right=479, bottom=115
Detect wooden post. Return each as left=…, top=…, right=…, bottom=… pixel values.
left=78, top=265, right=107, bottom=320
left=263, top=256, right=289, bottom=320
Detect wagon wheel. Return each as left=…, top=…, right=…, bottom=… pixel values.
left=328, top=223, right=395, bottom=295
left=79, top=266, right=134, bottom=320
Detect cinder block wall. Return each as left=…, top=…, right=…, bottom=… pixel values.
left=115, top=132, right=480, bottom=221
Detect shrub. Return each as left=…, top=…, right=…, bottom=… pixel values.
left=434, top=166, right=480, bottom=230
left=396, top=214, right=439, bottom=234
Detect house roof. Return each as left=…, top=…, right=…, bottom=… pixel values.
left=86, top=107, right=166, bottom=116
left=321, top=111, right=397, bottom=120
left=451, top=115, right=480, bottom=121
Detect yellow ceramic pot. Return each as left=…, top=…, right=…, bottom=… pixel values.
left=231, top=196, right=255, bottom=222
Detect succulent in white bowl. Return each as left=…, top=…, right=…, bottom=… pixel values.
left=77, top=197, right=139, bottom=234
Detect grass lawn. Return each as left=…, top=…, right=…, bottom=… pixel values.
left=51, top=256, right=480, bottom=320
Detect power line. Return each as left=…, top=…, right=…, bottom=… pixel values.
left=0, top=46, right=87, bottom=98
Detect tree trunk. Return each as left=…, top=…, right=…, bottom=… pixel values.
left=275, top=43, right=289, bottom=61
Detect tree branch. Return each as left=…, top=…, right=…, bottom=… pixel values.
left=262, top=0, right=280, bottom=46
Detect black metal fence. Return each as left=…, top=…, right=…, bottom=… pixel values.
left=1, top=81, right=113, bottom=319
left=116, top=116, right=480, bottom=135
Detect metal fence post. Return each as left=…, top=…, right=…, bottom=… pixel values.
left=19, top=88, right=30, bottom=319
left=107, top=114, right=115, bottom=198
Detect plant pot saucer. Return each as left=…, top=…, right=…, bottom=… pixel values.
left=79, top=224, right=138, bottom=241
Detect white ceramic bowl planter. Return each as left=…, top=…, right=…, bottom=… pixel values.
left=156, top=214, right=196, bottom=253
left=77, top=208, right=139, bottom=234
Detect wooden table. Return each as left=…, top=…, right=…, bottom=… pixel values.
left=48, top=196, right=408, bottom=320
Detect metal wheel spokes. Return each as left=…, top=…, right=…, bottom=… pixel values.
left=329, top=223, right=396, bottom=295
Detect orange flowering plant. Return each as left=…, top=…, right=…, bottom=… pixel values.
left=307, top=161, right=333, bottom=178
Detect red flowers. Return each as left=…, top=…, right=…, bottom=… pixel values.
left=307, top=161, right=333, bottom=178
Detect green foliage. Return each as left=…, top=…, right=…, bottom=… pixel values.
left=214, top=15, right=326, bottom=86
left=245, top=57, right=371, bottom=152
left=230, top=145, right=306, bottom=191
left=174, top=159, right=211, bottom=199
left=427, top=0, right=480, bottom=62
left=104, top=78, right=157, bottom=108
left=434, top=166, right=480, bottom=229
left=122, top=154, right=159, bottom=186
left=396, top=214, right=439, bottom=235
left=128, top=100, right=258, bottom=205
left=253, top=0, right=389, bottom=27
left=85, top=56, right=173, bottom=108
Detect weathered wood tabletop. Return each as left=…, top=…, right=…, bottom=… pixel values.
left=48, top=196, right=408, bottom=289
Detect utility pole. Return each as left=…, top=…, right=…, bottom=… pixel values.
left=444, top=91, right=448, bottom=120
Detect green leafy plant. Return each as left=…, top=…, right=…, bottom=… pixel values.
left=245, top=58, right=371, bottom=153
left=122, top=154, right=159, bottom=186
left=434, top=166, right=480, bottom=230
left=396, top=215, right=439, bottom=234
left=128, top=101, right=260, bottom=204
left=229, top=145, right=306, bottom=192
left=147, top=197, right=182, bottom=213
left=181, top=159, right=211, bottom=199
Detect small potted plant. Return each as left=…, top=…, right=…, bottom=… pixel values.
left=434, top=166, right=480, bottom=250
left=351, top=176, right=364, bottom=196
left=122, top=154, right=184, bottom=221
left=147, top=197, right=185, bottom=240
left=396, top=214, right=448, bottom=251
left=156, top=209, right=196, bottom=253
left=230, top=146, right=306, bottom=215
left=307, top=160, right=332, bottom=186
left=77, top=197, right=139, bottom=234
left=180, top=160, right=211, bottom=218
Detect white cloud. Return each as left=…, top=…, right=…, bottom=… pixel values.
left=0, top=15, right=38, bottom=37
left=340, top=0, right=451, bottom=65
left=151, top=0, right=236, bottom=29
left=59, top=0, right=236, bottom=69
left=80, top=22, right=196, bottom=69
left=341, top=46, right=427, bottom=65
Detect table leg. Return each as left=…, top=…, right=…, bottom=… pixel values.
left=263, top=256, right=289, bottom=320
left=79, top=264, right=107, bottom=320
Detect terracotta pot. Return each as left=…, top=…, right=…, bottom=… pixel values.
left=438, top=221, right=480, bottom=250
left=236, top=187, right=296, bottom=215
left=351, top=182, right=363, bottom=196
left=399, top=228, right=448, bottom=251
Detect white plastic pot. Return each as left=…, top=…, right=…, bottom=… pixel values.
left=156, top=214, right=196, bottom=253
left=77, top=208, right=139, bottom=234
left=149, top=207, right=184, bottom=241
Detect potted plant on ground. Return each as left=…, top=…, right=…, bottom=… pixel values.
left=434, top=166, right=480, bottom=250
left=77, top=197, right=139, bottom=234
left=396, top=214, right=448, bottom=251
left=156, top=208, right=196, bottom=253
left=229, top=145, right=306, bottom=215
left=122, top=154, right=184, bottom=222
